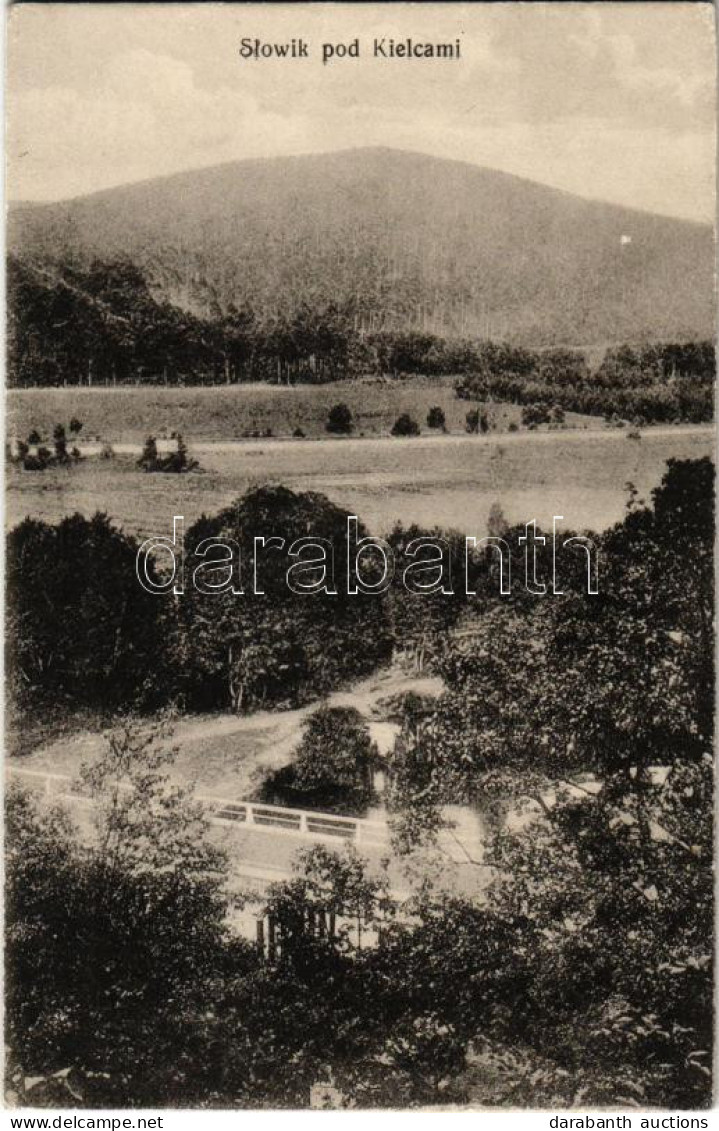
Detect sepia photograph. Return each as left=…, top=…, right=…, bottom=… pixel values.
left=3, top=0, right=716, bottom=1114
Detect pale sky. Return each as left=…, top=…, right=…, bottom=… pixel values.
left=6, top=2, right=716, bottom=221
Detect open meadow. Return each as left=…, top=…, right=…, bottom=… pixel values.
left=6, top=403, right=713, bottom=539
left=8, top=378, right=597, bottom=444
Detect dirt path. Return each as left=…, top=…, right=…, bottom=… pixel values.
left=10, top=666, right=444, bottom=800
left=105, top=422, right=714, bottom=457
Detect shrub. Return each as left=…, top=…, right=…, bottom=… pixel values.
left=138, top=434, right=198, bottom=474
left=426, top=406, right=446, bottom=431
left=391, top=414, right=420, bottom=437
left=53, top=424, right=69, bottom=464
left=260, top=707, right=378, bottom=813
left=138, top=436, right=159, bottom=471
left=466, top=409, right=490, bottom=434
left=521, top=403, right=551, bottom=428
left=326, top=403, right=353, bottom=434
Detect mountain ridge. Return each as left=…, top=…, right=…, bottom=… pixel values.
left=8, top=146, right=714, bottom=346
left=8, top=147, right=712, bottom=226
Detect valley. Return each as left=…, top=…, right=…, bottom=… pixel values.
left=6, top=392, right=713, bottom=539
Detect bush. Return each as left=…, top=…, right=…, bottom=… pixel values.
left=138, top=434, right=198, bottom=474
left=521, top=403, right=551, bottom=428
left=391, top=414, right=420, bottom=437
left=138, top=435, right=159, bottom=471
left=53, top=424, right=69, bottom=464
left=293, top=427, right=306, bottom=438
left=466, top=409, right=489, bottom=434
left=259, top=706, right=379, bottom=813
left=6, top=513, right=165, bottom=709
left=22, top=452, right=49, bottom=472
left=326, top=403, right=353, bottom=434
left=426, top=406, right=446, bottom=431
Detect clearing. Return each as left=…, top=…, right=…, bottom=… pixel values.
left=6, top=422, right=714, bottom=538
left=7, top=379, right=594, bottom=443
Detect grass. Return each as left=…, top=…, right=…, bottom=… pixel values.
left=6, top=425, right=713, bottom=541
left=8, top=378, right=596, bottom=444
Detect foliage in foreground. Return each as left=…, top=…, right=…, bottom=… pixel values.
left=6, top=459, right=714, bottom=1108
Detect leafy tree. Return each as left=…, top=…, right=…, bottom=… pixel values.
left=6, top=513, right=166, bottom=710
left=162, top=433, right=198, bottom=474
left=6, top=721, right=233, bottom=1106
left=377, top=459, right=714, bottom=1106
left=265, top=843, right=389, bottom=958
left=486, top=753, right=713, bottom=1107
left=176, top=486, right=392, bottom=712
left=137, top=435, right=158, bottom=471
left=326, top=403, right=353, bottom=434
left=289, top=707, right=378, bottom=806
left=391, top=414, right=420, bottom=437
left=387, top=522, right=473, bottom=671
left=521, top=403, right=551, bottom=428
left=53, top=423, right=68, bottom=464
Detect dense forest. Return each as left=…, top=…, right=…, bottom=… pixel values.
left=6, top=459, right=714, bottom=1107
left=9, top=149, right=714, bottom=346
left=7, top=257, right=714, bottom=424
left=457, top=339, right=715, bottom=424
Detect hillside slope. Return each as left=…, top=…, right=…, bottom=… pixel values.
left=8, top=147, right=714, bottom=346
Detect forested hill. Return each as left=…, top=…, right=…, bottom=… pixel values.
left=8, top=147, right=714, bottom=347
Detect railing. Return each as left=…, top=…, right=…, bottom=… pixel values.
left=6, top=766, right=94, bottom=807
left=198, top=795, right=388, bottom=845
left=6, top=766, right=390, bottom=847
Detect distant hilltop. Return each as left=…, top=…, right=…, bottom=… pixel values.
left=7, top=146, right=714, bottom=347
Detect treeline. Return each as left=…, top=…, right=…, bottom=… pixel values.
left=7, top=490, right=391, bottom=716
left=8, top=257, right=714, bottom=423
left=7, top=483, right=604, bottom=719
left=457, top=341, right=715, bottom=424
left=9, top=257, right=370, bottom=388
left=7, top=464, right=709, bottom=724
left=6, top=257, right=504, bottom=388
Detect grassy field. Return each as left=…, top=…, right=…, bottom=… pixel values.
left=7, top=379, right=598, bottom=444
left=6, top=424, right=713, bottom=539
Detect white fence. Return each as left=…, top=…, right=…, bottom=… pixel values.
left=6, top=766, right=390, bottom=848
